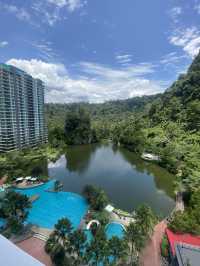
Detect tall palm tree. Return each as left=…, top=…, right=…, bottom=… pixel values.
left=108, top=236, right=128, bottom=265
left=135, top=204, right=157, bottom=239
left=54, top=218, right=72, bottom=245
left=85, top=227, right=110, bottom=266
left=125, top=222, right=145, bottom=266
left=69, top=229, right=87, bottom=265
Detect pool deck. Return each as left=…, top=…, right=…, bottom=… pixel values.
left=110, top=211, right=135, bottom=226
left=13, top=182, right=44, bottom=189
left=17, top=237, right=52, bottom=266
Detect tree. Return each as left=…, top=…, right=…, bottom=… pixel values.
left=169, top=189, right=200, bottom=235
left=125, top=222, right=145, bottom=266
left=69, top=229, right=87, bottom=265
left=83, top=185, right=109, bottom=211
left=85, top=227, right=110, bottom=266
left=108, top=236, right=128, bottom=265
left=46, top=218, right=88, bottom=266
left=135, top=204, right=157, bottom=239
left=114, top=117, right=146, bottom=153
left=186, top=100, right=200, bottom=131
left=64, top=108, right=94, bottom=145
left=54, top=218, right=72, bottom=245
left=0, top=191, right=31, bottom=233
left=50, top=243, right=68, bottom=266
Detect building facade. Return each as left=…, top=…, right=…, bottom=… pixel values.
left=0, top=63, right=47, bottom=152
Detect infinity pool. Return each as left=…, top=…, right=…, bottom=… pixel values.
left=15, top=181, right=88, bottom=229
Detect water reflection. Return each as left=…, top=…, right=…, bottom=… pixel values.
left=117, top=146, right=175, bottom=199
left=65, top=144, right=99, bottom=174
left=48, top=143, right=175, bottom=216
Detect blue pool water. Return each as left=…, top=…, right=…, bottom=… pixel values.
left=105, top=222, right=125, bottom=239
left=15, top=180, right=88, bottom=229
left=84, top=222, right=125, bottom=243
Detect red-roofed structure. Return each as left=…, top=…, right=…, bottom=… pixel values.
left=166, top=228, right=200, bottom=256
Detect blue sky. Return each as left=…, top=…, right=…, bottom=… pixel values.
left=0, top=0, right=200, bottom=103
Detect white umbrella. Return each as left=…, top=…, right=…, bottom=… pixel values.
left=25, top=176, right=32, bottom=180
left=31, top=178, right=37, bottom=181
left=16, top=177, right=24, bottom=181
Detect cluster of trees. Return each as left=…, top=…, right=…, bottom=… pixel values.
left=45, top=204, right=157, bottom=266
left=83, top=184, right=109, bottom=211
left=0, top=191, right=31, bottom=234
left=169, top=189, right=200, bottom=235
left=113, top=117, right=146, bottom=153
left=48, top=107, right=97, bottom=147
left=45, top=217, right=127, bottom=266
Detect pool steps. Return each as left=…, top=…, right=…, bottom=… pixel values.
left=33, top=233, right=48, bottom=242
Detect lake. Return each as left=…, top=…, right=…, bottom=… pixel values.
left=48, top=144, right=175, bottom=216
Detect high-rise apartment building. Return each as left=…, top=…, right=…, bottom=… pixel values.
left=0, top=63, right=47, bottom=152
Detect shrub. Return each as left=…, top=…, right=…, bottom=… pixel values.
left=161, top=235, right=169, bottom=258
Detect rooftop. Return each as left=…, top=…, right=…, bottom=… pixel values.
left=166, top=229, right=200, bottom=256
left=0, top=234, right=44, bottom=266
left=175, top=243, right=200, bottom=266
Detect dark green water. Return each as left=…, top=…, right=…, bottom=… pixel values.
left=48, top=144, right=175, bottom=216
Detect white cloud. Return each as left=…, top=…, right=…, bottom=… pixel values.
left=169, top=27, right=200, bottom=58
left=47, top=0, right=86, bottom=12
left=0, top=1, right=86, bottom=27
left=31, top=41, right=58, bottom=60
left=116, top=54, right=133, bottom=65
left=31, top=0, right=86, bottom=26
left=2, top=4, right=31, bottom=22
left=47, top=0, right=68, bottom=8
left=169, top=6, right=182, bottom=23
left=194, top=4, right=200, bottom=14
left=67, top=0, right=86, bottom=12
left=6, top=59, right=165, bottom=103
left=160, top=52, right=188, bottom=65
left=0, top=41, right=8, bottom=48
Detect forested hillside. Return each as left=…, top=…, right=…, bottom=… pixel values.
left=46, top=51, right=200, bottom=194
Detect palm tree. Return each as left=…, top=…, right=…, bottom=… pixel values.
left=50, top=243, right=67, bottom=266
left=134, top=204, right=157, bottom=239
left=54, top=218, right=72, bottom=245
left=85, top=227, right=110, bottom=266
left=108, top=236, right=128, bottom=265
left=69, top=229, right=87, bottom=265
left=1, top=191, right=31, bottom=233
left=125, top=222, right=145, bottom=266
left=45, top=218, right=73, bottom=265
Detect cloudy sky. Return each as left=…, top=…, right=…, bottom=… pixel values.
left=0, top=0, right=200, bottom=103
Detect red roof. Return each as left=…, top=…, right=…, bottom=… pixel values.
left=166, top=229, right=200, bottom=255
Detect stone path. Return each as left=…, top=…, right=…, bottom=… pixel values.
left=140, top=221, right=167, bottom=266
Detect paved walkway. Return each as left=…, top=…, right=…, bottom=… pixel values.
left=17, top=237, right=52, bottom=266
left=140, top=221, right=167, bottom=266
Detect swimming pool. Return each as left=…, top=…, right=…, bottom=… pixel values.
left=105, top=222, right=125, bottom=239
left=15, top=180, right=88, bottom=229
left=84, top=222, right=125, bottom=244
